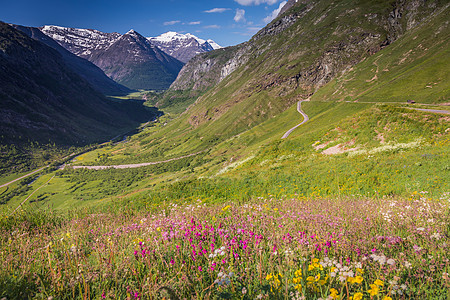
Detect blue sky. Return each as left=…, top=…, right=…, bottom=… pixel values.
left=0, top=0, right=288, bottom=46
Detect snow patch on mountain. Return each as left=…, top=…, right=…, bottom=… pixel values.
left=40, top=25, right=121, bottom=59
left=207, top=39, right=222, bottom=50
left=149, top=32, right=222, bottom=63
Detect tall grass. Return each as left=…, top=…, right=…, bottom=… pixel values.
left=1, top=196, right=448, bottom=299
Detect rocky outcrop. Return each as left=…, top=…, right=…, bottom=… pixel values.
left=253, top=1, right=314, bottom=41
left=170, top=43, right=251, bottom=91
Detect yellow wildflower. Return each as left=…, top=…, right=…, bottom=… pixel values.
left=374, top=279, right=384, bottom=286
left=293, top=277, right=301, bottom=284
left=330, top=288, right=339, bottom=299
left=313, top=262, right=323, bottom=270
left=356, top=268, right=364, bottom=274
left=308, top=264, right=315, bottom=271
left=354, top=275, right=363, bottom=284
left=383, top=296, right=393, bottom=300
left=222, top=205, right=231, bottom=211
left=294, top=269, right=302, bottom=277
left=367, top=284, right=380, bottom=296
left=351, top=292, right=363, bottom=300
left=295, top=283, right=302, bottom=291
left=266, top=273, right=273, bottom=280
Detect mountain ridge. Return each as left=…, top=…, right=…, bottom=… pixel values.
left=0, top=22, right=156, bottom=147
left=12, top=24, right=131, bottom=96
left=41, top=26, right=184, bottom=90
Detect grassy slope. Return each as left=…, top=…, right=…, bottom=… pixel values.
left=131, top=0, right=447, bottom=163
left=1, top=0, right=449, bottom=212
left=129, top=0, right=395, bottom=158
left=312, top=4, right=450, bottom=103
left=2, top=99, right=447, bottom=212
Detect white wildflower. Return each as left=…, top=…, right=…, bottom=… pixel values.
left=387, top=258, right=395, bottom=265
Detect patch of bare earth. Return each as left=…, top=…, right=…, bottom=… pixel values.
left=322, top=138, right=359, bottom=155
left=374, top=129, right=385, bottom=144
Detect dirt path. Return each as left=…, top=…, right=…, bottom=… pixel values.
left=282, top=100, right=310, bottom=139
left=0, top=166, right=49, bottom=189
left=407, top=108, right=450, bottom=114
left=10, top=175, right=55, bottom=216
left=71, top=150, right=207, bottom=170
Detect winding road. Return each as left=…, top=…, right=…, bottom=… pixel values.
left=282, top=100, right=309, bottom=139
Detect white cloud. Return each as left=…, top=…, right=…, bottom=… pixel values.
left=163, top=20, right=181, bottom=26
left=235, top=0, right=279, bottom=6
left=263, top=1, right=287, bottom=23
left=189, top=21, right=201, bottom=25
left=234, top=9, right=246, bottom=22
left=204, top=25, right=221, bottom=29
left=204, top=8, right=231, bottom=13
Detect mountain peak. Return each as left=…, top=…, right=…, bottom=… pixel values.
left=206, top=39, right=222, bottom=50
left=149, top=31, right=222, bottom=63
left=124, top=29, right=146, bottom=40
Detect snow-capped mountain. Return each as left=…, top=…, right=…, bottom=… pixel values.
left=88, top=29, right=183, bottom=90
left=40, top=25, right=121, bottom=60
left=149, top=32, right=222, bottom=63
left=40, top=26, right=183, bottom=90
left=206, top=39, right=222, bottom=51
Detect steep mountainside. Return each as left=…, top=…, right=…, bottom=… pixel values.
left=0, top=22, right=155, bottom=146
left=12, top=25, right=131, bottom=96
left=41, top=26, right=184, bottom=90
left=89, top=30, right=183, bottom=90
left=160, top=0, right=448, bottom=129
left=149, top=32, right=221, bottom=63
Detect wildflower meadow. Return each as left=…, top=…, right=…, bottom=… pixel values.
left=1, top=195, right=449, bottom=299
